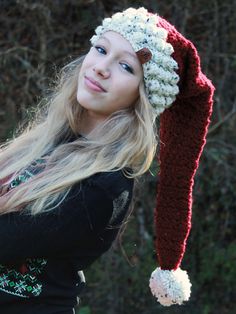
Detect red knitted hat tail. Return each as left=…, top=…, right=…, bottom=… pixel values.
left=154, top=17, right=215, bottom=270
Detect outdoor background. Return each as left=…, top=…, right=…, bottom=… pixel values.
left=0, top=0, right=235, bottom=313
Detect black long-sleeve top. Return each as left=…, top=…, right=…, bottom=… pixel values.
left=0, top=136, right=134, bottom=314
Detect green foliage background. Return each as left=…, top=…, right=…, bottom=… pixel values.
left=0, top=0, right=235, bottom=313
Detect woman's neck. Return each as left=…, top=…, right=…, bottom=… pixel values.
left=78, top=109, right=107, bottom=139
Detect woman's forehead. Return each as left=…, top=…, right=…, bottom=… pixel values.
left=96, top=31, right=142, bottom=68
left=97, top=31, right=137, bottom=55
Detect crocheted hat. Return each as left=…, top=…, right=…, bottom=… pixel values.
left=90, top=7, right=215, bottom=306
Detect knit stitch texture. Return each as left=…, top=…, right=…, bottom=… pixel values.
left=155, top=16, right=215, bottom=270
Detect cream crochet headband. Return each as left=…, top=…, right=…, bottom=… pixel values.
left=90, top=7, right=180, bottom=115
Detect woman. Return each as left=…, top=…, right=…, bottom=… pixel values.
left=0, top=7, right=214, bottom=313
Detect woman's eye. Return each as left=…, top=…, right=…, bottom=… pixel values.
left=120, top=63, right=134, bottom=74
left=95, top=46, right=106, bottom=54
left=94, top=46, right=134, bottom=74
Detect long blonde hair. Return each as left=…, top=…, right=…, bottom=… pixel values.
left=0, top=55, right=158, bottom=216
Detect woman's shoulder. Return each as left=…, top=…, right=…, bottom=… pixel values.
left=85, top=168, right=134, bottom=200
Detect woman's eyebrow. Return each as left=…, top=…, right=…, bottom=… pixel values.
left=99, top=35, right=139, bottom=63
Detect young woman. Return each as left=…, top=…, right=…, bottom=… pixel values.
left=0, top=7, right=214, bottom=313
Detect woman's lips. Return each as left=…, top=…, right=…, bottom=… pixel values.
left=84, top=76, right=106, bottom=93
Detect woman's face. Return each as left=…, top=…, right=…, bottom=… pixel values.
left=77, top=31, right=143, bottom=121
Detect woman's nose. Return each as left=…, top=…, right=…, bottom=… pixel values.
left=93, top=62, right=111, bottom=78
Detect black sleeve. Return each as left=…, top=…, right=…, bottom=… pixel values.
left=0, top=179, right=114, bottom=264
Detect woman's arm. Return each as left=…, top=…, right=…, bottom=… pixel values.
left=0, top=179, right=114, bottom=263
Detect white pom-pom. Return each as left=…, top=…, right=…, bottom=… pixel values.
left=149, top=267, right=192, bottom=306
